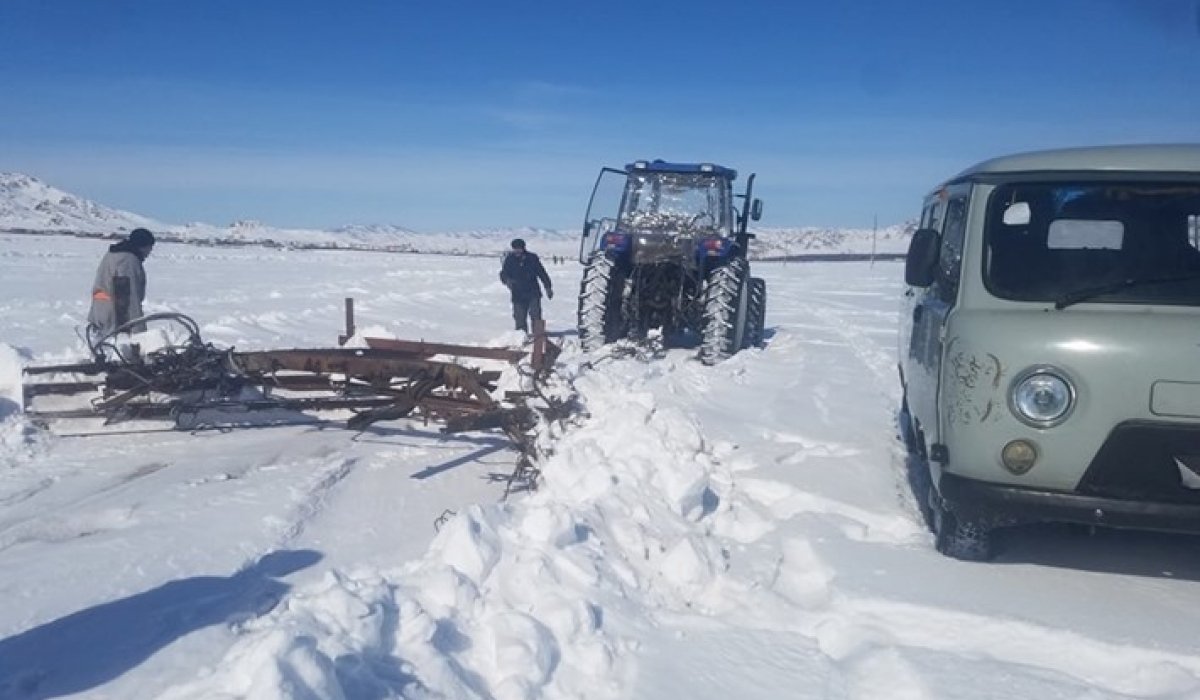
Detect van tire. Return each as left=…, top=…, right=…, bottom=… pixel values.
left=899, top=395, right=938, bottom=530
left=931, top=493, right=995, bottom=561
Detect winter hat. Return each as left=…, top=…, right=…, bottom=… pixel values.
left=129, top=228, right=156, bottom=247
left=510, top=238, right=526, bottom=250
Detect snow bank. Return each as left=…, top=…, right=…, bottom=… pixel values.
left=0, top=343, right=21, bottom=417
left=156, top=343, right=764, bottom=698
left=0, top=343, right=34, bottom=465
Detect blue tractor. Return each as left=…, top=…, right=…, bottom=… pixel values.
left=577, top=159, right=766, bottom=364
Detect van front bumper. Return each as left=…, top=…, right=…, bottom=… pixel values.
left=939, top=472, right=1200, bottom=534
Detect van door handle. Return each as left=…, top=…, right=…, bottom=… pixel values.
left=913, top=305, right=924, bottom=322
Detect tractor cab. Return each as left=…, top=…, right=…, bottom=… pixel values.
left=579, top=160, right=761, bottom=264
left=576, top=159, right=767, bottom=364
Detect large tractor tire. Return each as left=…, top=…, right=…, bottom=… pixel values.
left=699, top=258, right=750, bottom=365
left=743, top=276, right=767, bottom=348
left=578, top=251, right=628, bottom=353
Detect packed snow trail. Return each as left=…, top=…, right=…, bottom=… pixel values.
left=4, top=236, right=1200, bottom=698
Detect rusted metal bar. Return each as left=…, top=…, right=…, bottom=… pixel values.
left=416, top=395, right=494, bottom=416
left=233, top=349, right=467, bottom=381
left=442, top=406, right=535, bottom=434
left=364, top=337, right=526, bottom=363
left=338, top=297, right=356, bottom=346
left=25, top=395, right=407, bottom=421
left=94, top=384, right=151, bottom=412
left=22, top=362, right=106, bottom=376
left=23, top=380, right=105, bottom=397
left=531, top=319, right=545, bottom=370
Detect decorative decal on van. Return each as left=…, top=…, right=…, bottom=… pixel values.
left=945, top=346, right=1004, bottom=426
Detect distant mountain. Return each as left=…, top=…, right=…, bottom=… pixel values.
left=750, top=223, right=917, bottom=259
left=0, top=172, right=161, bottom=233
left=0, top=172, right=912, bottom=258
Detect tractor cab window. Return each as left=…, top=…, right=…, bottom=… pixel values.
left=984, top=182, right=1200, bottom=306
left=620, top=172, right=731, bottom=234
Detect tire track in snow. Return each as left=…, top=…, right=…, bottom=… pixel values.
left=0, top=477, right=54, bottom=507
left=815, top=595, right=1200, bottom=697
left=761, top=531, right=1200, bottom=698
left=799, top=297, right=897, bottom=392
left=0, top=462, right=170, bottom=551
left=263, top=455, right=359, bottom=547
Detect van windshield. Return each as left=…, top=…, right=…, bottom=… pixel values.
left=984, top=181, right=1200, bottom=306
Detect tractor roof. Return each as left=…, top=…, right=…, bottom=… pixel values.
left=625, top=159, right=737, bottom=180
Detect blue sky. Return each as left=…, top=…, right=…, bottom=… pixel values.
left=1, top=0, right=1198, bottom=230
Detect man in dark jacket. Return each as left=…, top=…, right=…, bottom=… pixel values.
left=499, top=238, right=552, bottom=332
left=88, top=228, right=155, bottom=338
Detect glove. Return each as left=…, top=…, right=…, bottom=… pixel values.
left=546, top=288, right=554, bottom=300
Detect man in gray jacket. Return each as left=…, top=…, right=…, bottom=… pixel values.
left=88, top=228, right=155, bottom=339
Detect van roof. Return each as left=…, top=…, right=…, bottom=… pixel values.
left=952, top=144, right=1200, bottom=182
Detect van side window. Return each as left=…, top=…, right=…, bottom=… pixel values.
left=937, top=196, right=969, bottom=299
left=920, top=201, right=937, bottom=229
left=925, top=200, right=944, bottom=232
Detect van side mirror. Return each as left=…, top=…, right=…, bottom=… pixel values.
left=750, top=199, right=763, bottom=221
left=905, top=228, right=941, bottom=287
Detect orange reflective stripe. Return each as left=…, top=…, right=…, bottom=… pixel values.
left=92, top=289, right=112, bottom=302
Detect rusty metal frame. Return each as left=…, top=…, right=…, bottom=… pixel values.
left=22, top=346, right=531, bottom=437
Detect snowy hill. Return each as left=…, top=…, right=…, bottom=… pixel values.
left=0, top=171, right=912, bottom=258
left=752, top=222, right=917, bottom=259
left=0, top=172, right=162, bottom=233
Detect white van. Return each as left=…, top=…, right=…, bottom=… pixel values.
left=899, top=145, right=1200, bottom=560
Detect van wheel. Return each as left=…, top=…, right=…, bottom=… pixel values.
left=899, top=395, right=936, bottom=530
left=931, top=493, right=995, bottom=561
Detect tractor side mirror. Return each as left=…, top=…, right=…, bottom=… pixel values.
left=751, top=199, right=763, bottom=221
left=905, top=228, right=940, bottom=287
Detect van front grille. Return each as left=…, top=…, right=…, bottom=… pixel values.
left=1079, top=421, right=1200, bottom=504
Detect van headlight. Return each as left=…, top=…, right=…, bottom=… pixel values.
left=1009, top=367, right=1075, bottom=428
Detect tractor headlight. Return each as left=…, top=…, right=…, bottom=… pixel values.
left=1009, top=367, right=1075, bottom=428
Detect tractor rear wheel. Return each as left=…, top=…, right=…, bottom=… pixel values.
left=578, top=251, right=628, bottom=352
left=743, top=277, right=767, bottom=348
left=699, top=258, right=750, bottom=365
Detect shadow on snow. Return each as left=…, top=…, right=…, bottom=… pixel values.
left=0, top=549, right=323, bottom=700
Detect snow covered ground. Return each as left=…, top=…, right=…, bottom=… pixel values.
left=3, top=234, right=1200, bottom=699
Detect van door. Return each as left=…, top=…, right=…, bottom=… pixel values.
left=905, top=184, right=971, bottom=448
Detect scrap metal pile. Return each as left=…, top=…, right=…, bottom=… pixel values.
left=22, top=311, right=560, bottom=454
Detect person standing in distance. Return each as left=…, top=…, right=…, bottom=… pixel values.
left=499, top=238, right=552, bottom=333
left=88, top=227, right=155, bottom=341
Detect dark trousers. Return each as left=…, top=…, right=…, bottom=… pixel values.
left=512, top=296, right=542, bottom=331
